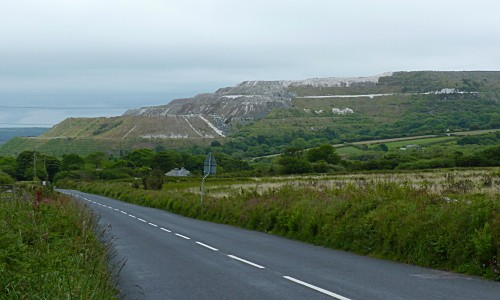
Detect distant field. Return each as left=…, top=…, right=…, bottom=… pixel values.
left=377, top=136, right=455, bottom=149
left=335, top=146, right=365, bottom=156
left=452, top=128, right=500, bottom=135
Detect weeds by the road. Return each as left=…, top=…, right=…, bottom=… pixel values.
left=0, top=188, right=119, bottom=299
left=73, top=170, right=500, bottom=281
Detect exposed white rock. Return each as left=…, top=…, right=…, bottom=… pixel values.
left=332, top=108, right=354, bottom=115
left=141, top=134, right=189, bottom=139
left=198, top=115, right=225, bottom=137
left=300, top=93, right=396, bottom=99
left=288, top=72, right=392, bottom=88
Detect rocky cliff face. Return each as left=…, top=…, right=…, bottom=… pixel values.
left=123, top=73, right=391, bottom=135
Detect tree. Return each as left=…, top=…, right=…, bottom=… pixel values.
left=152, top=151, right=182, bottom=173
left=278, top=156, right=313, bottom=174
left=379, top=143, right=389, bottom=152
left=62, top=154, right=85, bottom=171
left=85, top=152, right=109, bottom=169
left=0, top=156, right=18, bottom=177
left=210, top=140, right=222, bottom=147
left=307, top=144, right=341, bottom=165
left=215, top=153, right=252, bottom=173
left=16, top=151, right=36, bottom=180
left=125, top=149, right=155, bottom=168
left=44, top=156, right=61, bottom=181
left=0, top=171, right=14, bottom=185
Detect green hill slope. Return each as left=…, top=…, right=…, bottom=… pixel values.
left=1, top=71, right=499, bottom=157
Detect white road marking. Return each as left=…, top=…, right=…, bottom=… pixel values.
left=283, top=276, right=351, bottom=300
left=175, top=233, right=191, bottom=240
left=138, top=218, right=147, bottom=222
left=196, top=242, right=219, bottom=251
left=160, top=228, right=171, bottom=233
left=148, top=223, right=158, bottom=227
left=108, top=207, right=114, bottom=209
left=227, top=255, right=265, bottom=269
left=114, top=208, right=120, bottom=211
left=121, top=211, right=128, bottom=214
left=129, top=214, right=136, bottom=218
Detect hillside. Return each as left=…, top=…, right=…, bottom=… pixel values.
left=0, top=127, right=48, bottom=147
left=1, top=71, right=499, bottom=157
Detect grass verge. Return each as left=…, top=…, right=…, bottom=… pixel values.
left=0, top=187, right=119, bottom=299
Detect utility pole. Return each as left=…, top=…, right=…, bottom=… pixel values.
left=33, top=151, right=37, bottom=181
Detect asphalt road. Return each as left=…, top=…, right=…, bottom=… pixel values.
left=60, top=189, right=500, bottom=300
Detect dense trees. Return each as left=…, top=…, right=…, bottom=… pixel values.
left=1, top=131, right=499, bottom=186
left=307, top=144, right=341, bottom=165
left=277, top=144, right=343, bottom=174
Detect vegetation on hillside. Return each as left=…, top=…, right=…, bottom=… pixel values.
left=1, top=131, right=499, bottom=186
left=1, top=71, right=499, bottom=158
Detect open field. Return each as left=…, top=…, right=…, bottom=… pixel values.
left=196, top=168, right=500, bottom=197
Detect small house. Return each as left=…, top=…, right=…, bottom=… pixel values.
left=165, top=167, right=191, bottom=177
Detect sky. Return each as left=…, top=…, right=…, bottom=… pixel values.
left=1, top=0, right=499, bottom=127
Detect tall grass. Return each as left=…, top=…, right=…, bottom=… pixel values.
left=0, top=188, right=119, bottom=299
left=73, top=175, right=499, bottom=281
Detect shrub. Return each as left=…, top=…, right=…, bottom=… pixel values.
left=0, top=171, right=14, bottom=184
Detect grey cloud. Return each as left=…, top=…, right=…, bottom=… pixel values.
left=1, top=0, right=500, bottom=126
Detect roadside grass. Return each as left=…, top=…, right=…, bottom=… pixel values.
left=0, top=188, right=119, bottom=299
left=68, top=168, right=500, bottom=281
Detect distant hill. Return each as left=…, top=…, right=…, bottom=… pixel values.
left=1, top=71, right=499, bottom=157
left=0, top=127, right=48, bottom=148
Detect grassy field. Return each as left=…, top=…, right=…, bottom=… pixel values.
left=0, top=187, right=118, bottom=299
left=372, top=136, right=455, bottom=149
left=65, top=168, right=500, bottom=281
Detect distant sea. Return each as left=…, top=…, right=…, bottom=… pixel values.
left=0, top=127, right=49, bottom=147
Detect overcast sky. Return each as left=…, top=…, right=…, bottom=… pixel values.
left=1, top=0, right=499, bottom=127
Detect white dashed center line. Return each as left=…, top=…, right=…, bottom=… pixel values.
left=283, top=276, right=351, bottom=300
left=68, top=192, right=352, bottom=299
left=227, top=255, right=265, bottom=269
left=175, top=233, right=191, bottom=240
left=196, top=242, right=219, bottom=251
